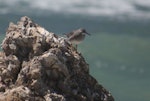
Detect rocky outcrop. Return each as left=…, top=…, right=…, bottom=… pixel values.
left=0, top=16, right=114, bottom=101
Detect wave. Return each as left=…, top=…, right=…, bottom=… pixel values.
left=1, top=0, right=150, bottom=19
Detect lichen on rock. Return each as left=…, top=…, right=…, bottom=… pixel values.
left=0, top=16, right=114, bottom=101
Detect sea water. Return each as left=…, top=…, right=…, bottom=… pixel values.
left=0, top=0, right=150, bottom=101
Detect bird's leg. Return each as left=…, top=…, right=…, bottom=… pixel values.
left=75, top=44, right=78, bottom=50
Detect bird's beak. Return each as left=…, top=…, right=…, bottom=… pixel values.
left=85, top=32, right=90, bottom=35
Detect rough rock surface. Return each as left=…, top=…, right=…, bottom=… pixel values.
left=0, top=16, right=114, bottom=101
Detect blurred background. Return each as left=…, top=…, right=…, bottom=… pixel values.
left=0, top=0, right=150, bottom=101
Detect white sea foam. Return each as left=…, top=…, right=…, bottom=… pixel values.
left=0, top=0, right=150, bottom=19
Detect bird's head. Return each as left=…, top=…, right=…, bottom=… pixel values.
left=79, top=28, right=90, bottom=35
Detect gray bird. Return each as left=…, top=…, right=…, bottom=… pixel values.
left=65, top=28, right=90, bottom=48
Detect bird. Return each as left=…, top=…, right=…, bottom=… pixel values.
left=64, top=28, right=90, bottom=48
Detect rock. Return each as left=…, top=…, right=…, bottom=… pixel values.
left=0, top=16, right=114, bottom=101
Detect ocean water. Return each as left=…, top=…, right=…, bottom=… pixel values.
left=0, top=0, right=150, bottom=101
left=1, top=0, right=150, bottom=19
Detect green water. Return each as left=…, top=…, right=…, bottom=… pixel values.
left=0, top=14, right=150, bottom=101
left=0, top=32, right=150, bottom=101
left=0, top=34, right=4, bottom=51
left=79, top=33, right=150, bottom=101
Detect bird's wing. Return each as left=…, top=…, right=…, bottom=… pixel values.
left=68, top=32, right=81, bottom=40
left=65, top=31, right=74, bottom=37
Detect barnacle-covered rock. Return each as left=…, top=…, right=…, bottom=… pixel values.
left=0, top=16, right=114, bottom=101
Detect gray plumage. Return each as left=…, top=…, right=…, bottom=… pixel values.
left=65, top=28, right=90, bottom=45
